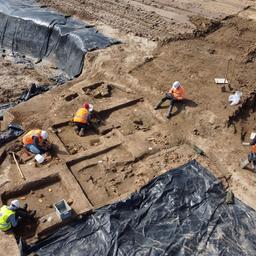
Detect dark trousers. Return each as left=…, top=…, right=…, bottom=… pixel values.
left=25, top=144, right=47, bottom=154
left=74, top=122, right=89, bottom=131
left=12, top=207, right=35, bottom=243
left=156, top=93, right=177, bottom=117
left=16, top=208, right=34, bottom=221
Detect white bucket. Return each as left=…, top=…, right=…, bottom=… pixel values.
left=35, top=154, right=45, bottom=164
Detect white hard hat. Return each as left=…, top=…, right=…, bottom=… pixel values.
left=41, top=130, right=48, bottom=140
left=89, top=104, right=93, bottom=112
left=172, top=81, right=181, bottom=89
left=35, top=154, right=45, bottom=164
left=10, top=199, right=20, bottom=210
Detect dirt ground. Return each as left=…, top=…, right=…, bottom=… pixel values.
left=0, top=53, right=63, bottom=115
left=1, top=0, right=256, bottom=249
left=38, top=0, right=254, bottom=40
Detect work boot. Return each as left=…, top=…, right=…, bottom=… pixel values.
left=166, top=104, right=173, bottom=119
left=79, top=128, right=86, bottom=137
left=154, top=103, right=161, bottom=110
left=166, top=113, right=171, bottom=119
left=23, top=203, right=28, bottom=211
left=166, top=109, right=172, bottom=119
left=74, top=126, right=79, bottom=135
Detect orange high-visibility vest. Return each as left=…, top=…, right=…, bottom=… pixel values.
left=73, top=108, right=89, bottom=124
left=23, top=129, right=42, bottom=145
left=169, top=86, right=185, bottom=100
left=252, top=144, right=256, bottom=153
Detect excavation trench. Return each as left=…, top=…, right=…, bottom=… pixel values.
left=227, top=91, right=256, bottom=141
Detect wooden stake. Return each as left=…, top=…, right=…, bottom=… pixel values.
left=228, top=57, right=236, bottom=91
left=11, top=152, right=26, bottom=180
left=224, top=59, right=231, bottom=85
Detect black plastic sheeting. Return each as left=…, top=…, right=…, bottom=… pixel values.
left=0, top=103, right=15, bottom=120
left=19, top=83, right=49, bottom=101
left=0, top=0, right=118, bottom=78
left=0, top=123, right=24, bottom=147
left=26, top=160, right=256, bottom=256
left=0, top=83, right=51, bottom=120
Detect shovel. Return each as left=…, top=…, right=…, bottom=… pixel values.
left=10, top=152, right=26, bottom=180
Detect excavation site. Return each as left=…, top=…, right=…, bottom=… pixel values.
left=1, top=0, right=256, bottom=255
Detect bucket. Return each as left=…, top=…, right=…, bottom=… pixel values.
left=35, top=154, right=45, bottom=164
left=54, top=199, right=72, bottom=220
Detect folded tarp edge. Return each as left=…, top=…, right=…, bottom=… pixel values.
left=0, top=0, right=119, bottom=78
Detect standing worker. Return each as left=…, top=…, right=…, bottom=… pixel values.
left=154, top=81, right=185, bottom=118
left=73, top=102, right=93, bottom=136
left=0, top=200, right=36, bottom=232
left=22, top=129, right=51, bottom=155
left=248, top=135, right=256, bottom=171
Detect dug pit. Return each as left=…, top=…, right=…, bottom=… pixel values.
left=227, top=91, right=256, bottom=142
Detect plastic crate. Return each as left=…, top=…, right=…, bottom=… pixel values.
left=54, top=199, right=72, bottom=220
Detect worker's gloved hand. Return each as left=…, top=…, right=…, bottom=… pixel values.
left=166, top=92, right=174, bottom=99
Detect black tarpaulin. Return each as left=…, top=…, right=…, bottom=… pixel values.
left=19, top=83, right=49, bottom=101
left=0, top=103, right=15, bottom=120
left=0, top=83, right=51, bottom=119
left=0, top=123, right=24, bottom=147
left=0, top=0, right=118, bottom=78
left=26, top=160, right=256, bottom=256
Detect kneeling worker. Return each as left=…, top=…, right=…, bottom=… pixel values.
left=22, top=129, right=51, bottom=155
left=73, top=102, right=93, bottom=136
left=154, top=81, right=185, bottom=118
left=248, top=134, right=256, bottom=171
left=0, top=200, right=36, bottom=232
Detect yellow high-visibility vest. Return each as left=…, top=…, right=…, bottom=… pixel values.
left=0, top=205, right=15, bottom=231
left=73, top=108, right=89, bottom=124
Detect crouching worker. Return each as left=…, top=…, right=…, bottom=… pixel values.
left=22, top=129, right=51, bottom=155
left=73, top=102, right=93, bottom=136
left=248, top=135, right=256, bottom=171
left=154, top=81, right=185, bottom=118
left=0, top=200, right=36, bottom=232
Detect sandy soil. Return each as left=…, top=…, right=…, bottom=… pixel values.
left=1, top=0, right=256, bottom=248
left=82, top=15, right=256, bottom=209
left=0, top=53, right=63, bottom=112
left=39, top=0, right=254, bottom=40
